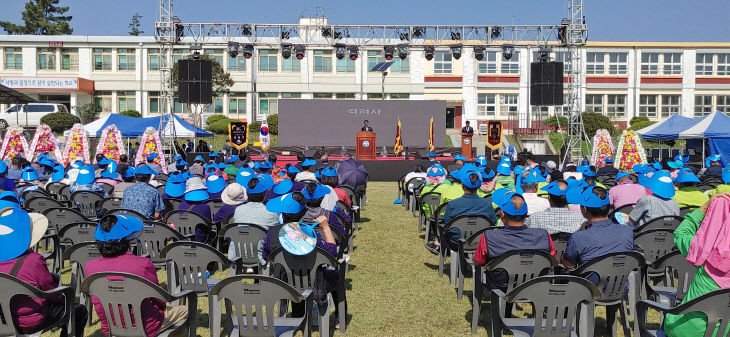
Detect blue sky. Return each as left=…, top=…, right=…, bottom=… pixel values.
left=1, top=0, right=728, bottom=41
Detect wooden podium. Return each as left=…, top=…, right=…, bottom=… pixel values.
left=461, top=132, right=473, bottom=159
left=356, top=131, right=377, bottom=160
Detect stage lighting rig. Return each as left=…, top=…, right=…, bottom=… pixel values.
left=281, top=44, right=292, bottom=59
left=412, top=26, right=425, bottom=38
left=491, top=26, right=502, bottom=39
left=335, top=43, right=347, bottom=60
left=424, top=46, right=435, bottom=61
left=384, top=45, right=395, bottom=61
left=502, top=44, right=514, bottom=60
left=227, top=41, right=239, bottom=58
left=242, top=44, right=254, bottom=59
left=294, top=45, right=305, bottom=60
left=242, top=24, right=252, bottom=37
left=451, top=44, right=463, bottom=60
left=473, top=46, right=486, bottom=61
left=397, top=44, right=409, bottom=60
left=348, top=46, right=359, bottom=60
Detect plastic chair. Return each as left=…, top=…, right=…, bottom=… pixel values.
left=24, top=196, right=66, bottom=213
left=160, top=241, right=238, bottom=295
left=438, top=214, right=494, bottom=286
left=156, top=184, right=166, bottom=195
left=417, top=192, right=441, bottom=233
left=551, top=232, right=573, bottom=266
left=266, top=247, right=346, bottom=336
left=45, top=181, right=66, bottom=199
left=103, top=208, right=149, bottom=221
left=645, top=250, right=697, bottom=307
left=208, top=200, right=225, bottom=219
left=42, top=207, right=89, bottom=233
left=404, top=177, right=426, bottom=215
left=61, top=241, right=101, bottom=326
left=21, top=188, right=51, bottom=202
left=633, top=215, right=683, bottom=233
left=98, top=197, right=123, bottom=212
left=456, top=227, right=492, bottom=300
left=208, top=275, right=313, bottom=337
left=335, top=200, right=358, bottom=231
left=636, top=288, right=730, bottom=337
left=137, top=221, right=186, bottom=266
left=679, top=207, right=695, bottom=218
left=81, top=272, right=197, bottom=337
left=471, top=249, right=558, bottom=333
left=57, top=221, right=98, bottom=246
left=490, top=275, right=601, bottom=337
left=633, top=229, right=677, bottom=267
left=70, top=190, right=105, bottom=219
left=0, top=273, right=76, bottom=337
left=424, top=202, right=449, bottom=248
left=609, top=203, right=635, bottom=221
left=58, top=184, right=71, bottom=201
left=331, top=210, right=354, bottom=255
left=397, top=173, right=407, bottom=206
left=340, top=185, right=360, bottom=221
left=218, top=223, right=268, bottom=269
left=165, top=209, right=215, bottom=242
left=96, top=182, right=115, bottom=195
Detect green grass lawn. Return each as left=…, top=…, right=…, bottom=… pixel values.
left=43, top=182, right=660, bottom=336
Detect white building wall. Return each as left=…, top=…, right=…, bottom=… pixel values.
left=682, top=49, right=696, bottom=117
left=461, top=47, right=477, bottom=127
left=518, top=47, right=530, bottom=128
left=22, top=47, right=36, bottom=77
left=626, top=48, right=638, bottom=120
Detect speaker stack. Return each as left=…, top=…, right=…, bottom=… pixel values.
left=178, top=59, right=213, bottom=104
left=530, top=62, right=564, bottom=106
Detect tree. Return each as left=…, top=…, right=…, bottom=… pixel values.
left=76, top=103, right=99, bottom=124
left=128, top=12, right=143, bottom=36
left=172, top=54, right=233, bottom=128
left=0, top=0, right=72, bottom=35
left=581, top=112, right=616, bottom=138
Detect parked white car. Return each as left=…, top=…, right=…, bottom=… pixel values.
left=1, top=103, right=70, bottom=129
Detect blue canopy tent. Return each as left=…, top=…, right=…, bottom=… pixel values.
left=85, top=114, right=212, bottom=138
left=635, top=114, right=705, bottom=140
left=679, top=110, right=730, bottom=166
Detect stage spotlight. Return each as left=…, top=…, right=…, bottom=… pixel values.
left=412, top=26, right=425, bottom=38
left=502, top=44, right=514, bottom=60
left=399, top=28, right=410, bottom=41
left=242, top=44, right=254, bottom=59
left=281, top=29, right=290, bottom=40
left=333, top=29, right=343, bottom=39
left=424, top=46, right=435, bottom=61
left=491, top=26, right=501, bottom=39
left=294, top=45, right=305, bottom=60
left=451, top=44, right=462, bottom=60
left=321, top=27, right=332, bottom=38
left=281, top=44, right=292, bottom=59
left=348, top=45, right=359, bottom=60
left=335, top=43, right=346, bottom=60
left=242, top=24, right=252, bottom=37
left=397, top=44, right=409, bottom=60
left=450, top=30, right=461, bottom=40
left=227, top=42, right=240, bottom=58
left=384, top=45, right=395, bottom=61
left=473, top=46, right=486, bottom=61
left=537, top=46, right=550, bottom=62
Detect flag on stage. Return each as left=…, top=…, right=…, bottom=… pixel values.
left=260, top=120, right=271, bottom=151
left=428, top=116, right=435, bottom=152
left=394, top=119, right=404, bottom=155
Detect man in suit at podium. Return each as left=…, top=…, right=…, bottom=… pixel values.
left=461, top=121, right=474, bottom=135
left=361, top=120, right=373, bottom=132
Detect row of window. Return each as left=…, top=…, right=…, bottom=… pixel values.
left=695, top=53, right=730, bottom=76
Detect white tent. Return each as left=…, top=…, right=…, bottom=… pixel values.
left=82, top=114, right=112, bottom=137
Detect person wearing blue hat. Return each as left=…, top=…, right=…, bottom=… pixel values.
left=111, top=166, right=136, bottom=198
left=189, top=155, right=205, bottom=176
left=266, top=178, right=294, bottom=202
left=494, top=156, right=515, bottom=190
left=120, top=164, right=165, bottom=220
left=673, top=172, right=708, bottom=208
left=701, top=154, right=723, bottom=179
left=35, top=156, right=56, bottom=182
left=173, top=159, right=189, bottom=173
left=45, top=163, right=65, bottom=187
left=256, top=160, right=273, bottom=174
left=562, top=186, right=634, bottom=273
left=447, top=154, right=466, bottom=173
left=145, top=153, right=162, bottom=174
left=96, top=160, right=121, bottom=187
left=70, top=165, right=107, bottom=196
left=475, top=155, right=488, bottom=167
left=596, top=157, right=619, bottom=176
left=284, top=164, right=301, bottom=180
left=526, top=180, right=586, bottom=234
left=232, top=176, right=279, bottom=227
left=178, top=176, right=213, bottom=242
left=295, top=158, right=318, bottom=182
left=608, top=171, right=647, bottom=209
left=86, top=214, right=188, bottom=336
left=517, top=170, right=550, bottom=214
left=16, top=166, right=43, bottom=195
left=0, top=160, right=16, bottom=192
left=205, top=173, right=227, bottom=199
left=628, top=171, right=680, bottom=228
left=162, top=172, right=187, bottom=200
left=318, top=167, right=351, bottom=206
left=299, top=182, right=346, bottom=241
left=428, top=151, right=438, bottom=161
left=418, top=164, right=452, bottom=221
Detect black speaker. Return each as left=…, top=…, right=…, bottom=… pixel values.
left=304, top=150, right=321, bottom=159
left=530, top=62, right=564, bottom=106
left=177, top=59, right=213, bottom=104
left=414, top=151, right=429, bottom=160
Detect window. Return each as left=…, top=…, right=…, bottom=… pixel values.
left=335, top=93, right=355, bottom=99
left=37, top=48, right=56, bottom=70
left=661, top=95, right=681, bottom=117
left=558, top=95, right=571, bottom=116
left=585, top=94, right=603, bottom=113
left=93, top=48, right=112, bottom=71
left=477, top=51, right=497, bottom=74
left=147, top=49, right=160, bottom=71
left=258, top=49, right=278, bottom=72
left=205, top=95, right=223, bottom=114
left=500, top=51, right=520, bottom=74
left=117, top=91, right=136, bottom=112
left=696, top=53, right=713, bottom=76
left=94, top=91, right=112, bottom=113
left=608, top=52, right=628, bottom=75
left=282, top=56, right=300, bottom=72
left=117, top=48, right=135, bottom=71
left=367, top=93, right=383, bottom=100
left=586, top=52, right=605, bottom=75
left=61, top=48, right=78, bottom=71
left=313, top=93, right=332, bottom=99
left=554, top=50, right=572, bottom=73
left=663, top=53, right=682, bottom=75
left=639, top=95, right=658, bottom=118
left=694, top=95, right=713, bottom=117
left=641, top=52, right=659, bottom=75
left=390, top=57, right=409, bottom=73
left=314, top=50, right=333, bottom=73
left=337, top=57, right=355, bottom=73
left=204, top=49, right=224, bottom=66
left=148, top=92, right=159, bottom=115
left=173, top=49, right=189, bottom=63
left=259, top=93, right=278, bottom=115
left=389, top=93, right=409, bottom=100
left=367, top=50, right=385, bottom=73
left=173, top=100, right=184, bottom=114
left=477, top=94, right=496, bottom=116
left=433, top=51, right=452, bottom=74
left=367, top=50, right=409, bottom=73
left=281, top=93, right=301, bottom=99
left=499, top=94, right=518, bottom=115
left=717, top=95, right=730, bottom=113
left=718, top=54, right=730, bottom=76
left=228, top=93, right=246, bottom=116
left=4, top=47, right=22, bottom=70
left=228, top=54, right=246, bottom=72
left=606, top=95, right=626, bottom=118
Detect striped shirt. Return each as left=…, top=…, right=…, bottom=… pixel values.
left=526, top=207, right=586, bottom=234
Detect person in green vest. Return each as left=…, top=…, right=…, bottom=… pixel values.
left=223, top=155, right=241, bottom=176
left=494, top=156, right=515, bottom=190
left=673, top=170, right=709, bottom=208
left=420, top=164, right=452, bottom=221
left=663, top=192, right=730, bottom=337
left=707, top=165, right=730, bottom=196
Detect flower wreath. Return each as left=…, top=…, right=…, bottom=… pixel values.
left=615, top=130, right=647, bottom=171
left=95, top=124, right=126, bottom=163
left=135, top=127, right=168, bottom=174
left=0, top=127, right=30, bottom=161
left=590, top=129, right=615, bottom=168
left=28, top=124, right=63, bottom=162
left=62, top=123, right=91, bottom=166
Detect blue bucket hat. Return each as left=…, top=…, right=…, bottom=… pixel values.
left=76, top=166, right=95, bottom=185
left=301, top=183, right=330, bottom=200
left=122, top=166, right=136, bottom=178
left=194, top=155, right=205, bottom=162
left=314, top=169, right=322, bottom=180
left=94, top=215, right=144, bottom=242
left=0, top=208, right=31, bottom=262
left=496, top=157, right=512, bottom=176
left=51, top=164, right=65, bottom=182
left=226, top=155, right=239, bottom=163
left=38, top=157, right=56, bottom=167
left=98, top=157, right=112, bottom=166
left=173, top=154, right=182, bottom=161
left=427, top=165, right=446, bottom=177
left=267, top=193, right=306, bottom=214
left=454, top=154, right=467, bottom=161
left=705, top=154, right=722, bottom=168
left=272, top=179, right=294, bottom=195
left=236, top=166, right=256, bottom=186
left=0, top=161, right=7, bottom=174
left=209, top=152, right=219, bottom=158
left=70, top=160, right=84, bottom=169
left=516, top=169, right=542, bottom=194
left=21, top=167, right=38, bottom=181
left=459, top=169, right=482, bottom=189
left=206, top=174, right=227, bottom=194
left=286, top=165, right=301, bottom=174
left=216, top=162, right=228, bottom=170
left=676, top=172, right=700, bottom=184
left=184, top=177, right=209, bottom=202
left=176, top=159, right=188, bottom=167
left=134, top=165, right=156, bottom=176
left=427, top=152, right=437, bottom=157
left=650, top=161, right=663, bottom=171
left=479, top=167, right=496, bottom=180
left=615, top=172, right=630, bottom=181
left=632, top=164, right=649, bottom=175
left=605, top=157, right=615, bottom=164
left=475, top=155, right=487, bottom=167
left=569, top=185, right=610, bottom=208
left=565, top=179, right=589, bottom=204
left=675, top=154, right=690, bottom=163
left=667, top=160, right=684, bottom=169
left=541, top=180, right=568, bottom=197
left=723, top=165, right=730, bottom=184
left=0, top=191, right=19, bottom=206
left=492, top=188, right=527, bottom=216
left=321, top=167, right=338, bottom=177
left=578, top=165, right=596, bottom=177
left=302, top=159, right=317, bottom=167
left=650, top=171, right=676, bottom=199
left=164, top=173, right=187, bottom=198
left=100, top=161, right=120, bottom=179
left=147, top=153, right=158, bottom=162
left=245, top=175, right=274, bottom=195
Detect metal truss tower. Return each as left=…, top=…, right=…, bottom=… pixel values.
left=563, top=0, right=589, bottom=165
left=155, top=0, right=177, bottom=158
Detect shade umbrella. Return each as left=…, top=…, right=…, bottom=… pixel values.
left=336, top=158, right=368, bottom=188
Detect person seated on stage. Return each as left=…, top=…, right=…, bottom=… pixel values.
left=708, top=165, right=730, bottom=196
left=494, top=156, right=515, bottom=190
left=69, top=165, right=107, bottom=196
left=320, top=167, right=351, bottom=206
left=7, top=156, right=24, bottom=181
left=518, top=170, right=550, bottom=215
left=188, top=155, right=205, bottom=176
left=629, top=171, right=680, bottom=229
left=145, top=153, right=162, bottom=174
left=526, top=180, right=586, bottom=234
left=473, top=188, right=555, bottom=292
left=177, top=177, right=212, bottom=241
left=461, top=120, right=474, bottom=135
left=673, top=171, right=709, bottom=209
left=112, top=166, right=136, bottom=198
left=232, top=175, right=279, bottom=228
left=562, top=186, right=634, bottom=283
left=662, top=193, right=730, bottom=337
left=609, top=172, right=647, bottom=209
left=294, top=159, right=318, bottom=182
left=596, top=157, right=619, bottom=176
left=701, top=154, right=723, bottom=179
left=120, top=165, right=164, bottom=220
left=16, top=167, right=44, bottom=195
left=440, top=168, right=496, bottom=252
left=215, top=183, right=246, bottom=223
left=403, top=165, right=427, bottom=192
left=86, top=215, right=188, bottom=337
left=361, top=119, right=373, bottom=132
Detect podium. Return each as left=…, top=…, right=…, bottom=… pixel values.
left=461, top=132, right=473, bottom=159
left=356, top=131, right=377, bottom=160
